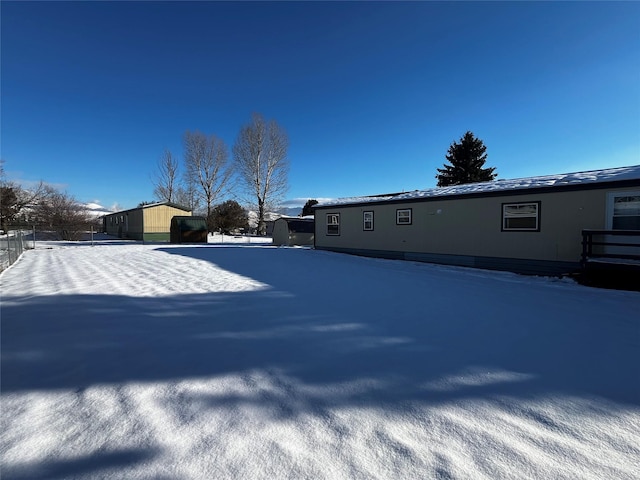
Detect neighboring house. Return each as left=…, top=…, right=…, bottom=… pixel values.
left=272, top=217, right=314, bottom=246
left=103, top=202, right=192, bottom=242
left=313, top=166, right=640, bottom=275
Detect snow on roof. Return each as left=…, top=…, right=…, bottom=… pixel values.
left=140, top=201, right=191, bottom=211
left=317, top=165, right=640, bottom=208
left=276, top=215, right=314, bottom=222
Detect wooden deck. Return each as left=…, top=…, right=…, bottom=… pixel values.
left=580, top=230, right=640, bottom=290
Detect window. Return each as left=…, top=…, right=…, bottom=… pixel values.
left=396, top=208, right=412, bottom=225
left=611, top=194, right=640, bottom=230
left=363, top=211, right=374, bottom=231
left=502, top=202, right=540, bottom=231
left=327, top=213, right=340, bottom=235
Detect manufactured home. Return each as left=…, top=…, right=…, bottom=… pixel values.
left=103, top=202, right=192, bottom=242
left=313, top=166, right=640, bottom=275
left=272, top=217, right=314, bottom=246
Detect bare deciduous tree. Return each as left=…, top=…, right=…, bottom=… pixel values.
left=233, top=113, right=289, bottom=235
left=0, top=162, right=48, bottom=230
left=152, top=149, right=179, bottom=203
left=174, top=182, right=202, bottom=214
left=183, top=131, right=232, bottom=230
left=1, top=161, right=95, bottom=238
left=33, top=186, right=94, bottom=240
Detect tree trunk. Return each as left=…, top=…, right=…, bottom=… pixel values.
left=257, top=199, right=266, bottom=236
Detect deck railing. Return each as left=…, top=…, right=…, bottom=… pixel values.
left=581, top=229, right=640, bottom=266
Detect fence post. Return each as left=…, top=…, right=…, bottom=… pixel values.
left=33, top=225, right=36, bottom=249
left=91, top=225, right=94, bottom=246
left=10, top=233, right=16, bottom=264
left=6, top=234, right=13, bottom=265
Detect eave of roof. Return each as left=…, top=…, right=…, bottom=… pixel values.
left=276, top=216, right=315, bottom=222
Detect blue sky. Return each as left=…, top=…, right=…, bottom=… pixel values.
left=2, top=1, right=639, bottom=211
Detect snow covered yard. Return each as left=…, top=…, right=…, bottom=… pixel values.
left=1, top=242, right=639, bottom=480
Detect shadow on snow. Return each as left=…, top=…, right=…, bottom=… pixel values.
left=3, top=245, right=638, bottom=476
left=2, top=448, right=161, bottom=480
left=3, top=245, right=638, bottom=407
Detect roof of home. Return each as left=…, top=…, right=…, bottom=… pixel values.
left=276, top=216, right=315, bottom=233
left=315, top=165, right=640, bottom=208
left=104, top=201, right=191, bottom=216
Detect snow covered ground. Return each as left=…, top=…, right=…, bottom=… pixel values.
left=1, top=240, right=639, bottom=479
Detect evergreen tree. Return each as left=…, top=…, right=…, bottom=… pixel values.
left=301, top=199, right=318, bottom=217
left=436, top=131, right=497, bottom=187
left=210, top=200, right=249, bottom=234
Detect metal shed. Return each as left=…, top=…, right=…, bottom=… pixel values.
left=170, top=216, right=208, bottom=243
left=272, top=217, right=314, bottom=246
left=103, top=202, right=192, bottom=242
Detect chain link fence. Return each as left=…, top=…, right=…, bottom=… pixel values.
left=0, top=230, right=28, bottom=271
left=0, top=223, right=104, bottom=271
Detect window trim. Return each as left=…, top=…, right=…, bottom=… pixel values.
left=363, top=211, right=374, bottom=231
left=606, top=191, right=640, bottom=231
left=396, top=208, right=412, bottom=225
left=327, top=213, right=340, bottom=236
left=501, top=201, right=541, bottom=232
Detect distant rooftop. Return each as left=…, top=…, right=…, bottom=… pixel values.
left=105, top=201, right=192, bottom=215
left=317, top=165, right=640, bottom=208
